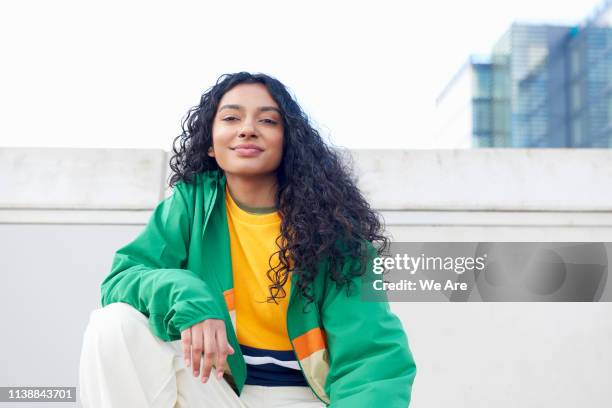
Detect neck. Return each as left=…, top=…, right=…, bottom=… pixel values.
left=224, top=172, right=279, bottom=210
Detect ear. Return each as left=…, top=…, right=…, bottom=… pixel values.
left=207, top=146, right=215, bottom=157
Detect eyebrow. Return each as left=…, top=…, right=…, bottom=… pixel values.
left=218, top=104, right=281, bottom=115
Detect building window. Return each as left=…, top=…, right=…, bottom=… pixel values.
left=571, top=81, right=582, bottom=114
left=570, top=46, right=581, bottom=79
left=572, top=117, right=583, bottom=146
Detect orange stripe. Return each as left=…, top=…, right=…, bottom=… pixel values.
left=223, top=289, right=235, bottom=311
left=293, top=327, right=327, bottom=360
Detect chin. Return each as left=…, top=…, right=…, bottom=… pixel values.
left=222, top=164, right=278, bottom=177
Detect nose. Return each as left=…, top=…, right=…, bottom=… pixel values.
left=238, top=118, right=257, bottom=138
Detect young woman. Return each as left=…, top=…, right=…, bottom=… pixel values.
left=79, top=72, right=416, bottom=407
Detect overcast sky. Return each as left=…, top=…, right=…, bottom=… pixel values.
left=0, top=0, right=604, bottom=150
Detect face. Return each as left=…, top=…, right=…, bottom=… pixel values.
left=209, top=83, right=284, bottom=177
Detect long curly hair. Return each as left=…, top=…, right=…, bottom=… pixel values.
left=169, top=72, right=389, bottom=308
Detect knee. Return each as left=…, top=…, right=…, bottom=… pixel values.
left=85, top=302, right=150, bottom=346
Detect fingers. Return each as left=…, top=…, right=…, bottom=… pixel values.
left=215, top=327, right=231, bottom=380
left=184, top=319, right=234, bottom=383
left=181, top=327, right=192, bottom=368
left=201, top=325, right=216, bottom=383
left=191, top=324, right=203, bottom=377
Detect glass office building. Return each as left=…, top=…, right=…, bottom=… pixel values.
left=569, top=4, right=612, bottom=147
left=436, top=1, right=612, bottom=147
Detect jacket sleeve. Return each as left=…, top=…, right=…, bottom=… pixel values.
left=322, top=243, right=417, bottom=407
left=100, top=180, right=226, bottom=342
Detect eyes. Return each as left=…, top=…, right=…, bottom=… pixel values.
left=221, top=116, right=279, bottom=125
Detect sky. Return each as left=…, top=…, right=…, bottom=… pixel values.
left=0, top=0, right=605, bottom=150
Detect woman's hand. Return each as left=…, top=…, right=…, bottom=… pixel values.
left=181, top=318, right=235, bottom=383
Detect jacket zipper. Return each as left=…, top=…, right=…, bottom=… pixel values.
left=286, top=280, right=328, bottom=405
left=287, top=336, right=327, bottom=405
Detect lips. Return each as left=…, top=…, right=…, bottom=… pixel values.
left=231, top=144, right=264, bottom=157
left=232, top=144, right=264, bottom=151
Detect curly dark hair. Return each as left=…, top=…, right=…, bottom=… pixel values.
left=168, top=71, right=390, bottom=308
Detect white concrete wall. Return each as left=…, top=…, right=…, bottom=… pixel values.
left=1, top=147, right=611, bottom=408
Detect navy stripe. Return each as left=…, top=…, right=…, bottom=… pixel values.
left=245, top=363, right=308, bottom=387
left=239, top=344, right=308, bottom=387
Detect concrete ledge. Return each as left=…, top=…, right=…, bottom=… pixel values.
left=350, top=148, right=612, bottom=211
left=3, top=148, right=612, bottom=225
left=0, top=147, right=167, bottom=210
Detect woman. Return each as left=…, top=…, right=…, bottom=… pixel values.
left=79, top=72, right=416, bottom=407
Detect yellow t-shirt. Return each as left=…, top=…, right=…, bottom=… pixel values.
left=225, top=185, right=307, bottom=386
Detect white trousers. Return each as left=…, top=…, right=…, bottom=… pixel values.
left=79, top=302, right=326, bottom=408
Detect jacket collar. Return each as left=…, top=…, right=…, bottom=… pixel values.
left=201, top=169, right=226, bottom=241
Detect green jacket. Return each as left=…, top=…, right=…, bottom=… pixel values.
left=101, top=169, right=416, bottom=407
